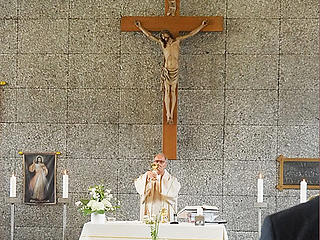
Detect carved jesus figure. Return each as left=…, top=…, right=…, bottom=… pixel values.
left=135, top=20, right=208, bottom=124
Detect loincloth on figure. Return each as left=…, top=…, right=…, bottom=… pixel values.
left=161, top=67, right=178, bottom=90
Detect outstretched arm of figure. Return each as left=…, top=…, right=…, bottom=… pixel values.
left=176, top=20, right=208, bottom=41
left=135, top=21, right=160, bottom=43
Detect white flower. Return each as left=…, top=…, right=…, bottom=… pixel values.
left=92, top=201, right=105, bottom=211
left=92, top=192, right=98, bottom=199
left=101, top=199, right=112, bottom=208
left=75, top=201, right=82, bottom=207
left=87, top=200, right=96, bottom=208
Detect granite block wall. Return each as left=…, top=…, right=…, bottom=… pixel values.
left=0, top=1, right=319, bottom=239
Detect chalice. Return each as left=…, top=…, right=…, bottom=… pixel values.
left=151, top=163, right=158, bottom=174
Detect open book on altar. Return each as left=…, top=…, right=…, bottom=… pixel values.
left=177, top=205, right=220, bottom=223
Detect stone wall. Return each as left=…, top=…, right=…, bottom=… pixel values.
left=0, top=1, right=319, bottom=239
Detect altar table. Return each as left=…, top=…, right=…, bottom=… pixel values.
left=79, top=221, right=228, bottom=240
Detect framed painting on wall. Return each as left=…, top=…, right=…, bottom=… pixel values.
left=23, top=153, right=57, bottom=204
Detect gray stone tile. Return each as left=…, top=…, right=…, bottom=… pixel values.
left=170, top=160, right=223, bottom=196
left=120, top=89, right=162, bottom=124
left=15, top=227, right=62, bottom=240
left=281, top=0, right=319, bottom=18
left=15, top=123, right=67, bottom=156
left=228, top=231, right=258, bottom=240
left=119, top=125, right=162, bottom=159
left=1, top=200, right=10, bottom=227
left=227, top=0, right=280, bottom=18
left=226, top=54, right=278, bottom=90
left=223, top=195, right=276, bottom=231
left=0, top=226, right=10, bottom=240
left=69, top=18, right=120, bottom=54
left=178, top=125, right=224, bottom=160
left=276, top=188, right=319, bottom=200
left=121, top=0, right=163, bottom=16
left=18, top=19, right=68, bottom=53
left=19, top=0, right=69, bottom=19
left=120, top=53, right=162, bottom=90
left=223, top=160, right=277, bottom=197
left=68, top=89, right=119, bottom=124
left=278, top=125, right=319, bottom=158
left=0, top=0, right=17, bottom=18
left=180, top=31, right=225, bottom=55
left=281, top=19, right=319, bottom=55
left=118, top=158, right=151, bottom=194
left=69, top=54, right=120, bottom=89
left=120, top=32, right=161, bottom=55
left=178, top=90, right=224, bottom=124
left=116, top=193, right=140, bottom=221
left=0, top=19, right=17, bottom=53
left=227, top=19, right=279, bottom=54
left=17, top=54, right=68, bottom=88
left=66, top=228, right=83, bottom=240
left=16, top=88, right=68, bottom=123
left=179, top=54, right=225, bottom=90
left=180, top=0, right=226, bottom=16
left=276, top=196, right=303, bottom=212
left=15, top=205, right=62, bottom=228
left=70, top=0, right=121, bottom=18
left=280, top=55, right=319, bottom=90
left=64, top=158, right=119, bottom=193
left=66, top=124, right=118, bottom=159
left=279, top=90, right=319, bottom=125
left=0, top=54, right=16, bottom=87
left=0, top=88, right=16, bottom=122
left=224, top=125, right=278, bottom=161
left=0, top=123, right=17, bottom=157
left=225, top=90, right=278, bottom=125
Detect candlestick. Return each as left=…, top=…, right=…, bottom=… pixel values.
left=62, top=170, right=68, bottom=198
left=257, top=172, right=263, bottom=203
left=10, top=173, right=16, bottom=198
left=300, top=179, right=307, bottom=203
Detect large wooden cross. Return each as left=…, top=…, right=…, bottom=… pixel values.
left=121, top=0, right=223, bottom=160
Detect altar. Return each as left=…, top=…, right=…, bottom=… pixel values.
left=79, top=221, right=228, bottom=240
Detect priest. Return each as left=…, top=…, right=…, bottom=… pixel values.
left=134, top=153, right=181, bottom=221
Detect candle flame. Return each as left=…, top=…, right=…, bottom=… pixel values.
left=258, top=172, right=263, bottom=179
left=63, top=170, right=67, bottom=175
left=12, top=172, right=15, bottom=177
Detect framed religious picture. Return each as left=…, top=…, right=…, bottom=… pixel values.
left=276, top=155, right=320, bottom=190
left=23, top=153, right=57, bottom=204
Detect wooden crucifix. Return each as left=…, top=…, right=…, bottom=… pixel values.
left=121, top=0, right=223, bottom=160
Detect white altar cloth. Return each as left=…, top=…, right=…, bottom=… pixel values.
left=79, top=221, right=228, bottom=240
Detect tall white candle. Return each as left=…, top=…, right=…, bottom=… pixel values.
left=257, top=173, right=263, bottom=203
left=300, top=179, right=307, bottom=203
left=62, top=170, right=68, bottom=198
left=10, top=173, right=16, bottom=198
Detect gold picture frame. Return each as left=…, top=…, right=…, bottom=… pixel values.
left=277, top=155, right=320, bottom=190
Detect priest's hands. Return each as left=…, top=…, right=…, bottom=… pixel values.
left=147, top=171, right=157, bottom=181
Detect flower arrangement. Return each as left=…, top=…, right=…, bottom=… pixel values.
left=143, top=208, right=168, bottom=240
left=75, top=184, right=119, bottom=216
left=143, top=214, right=161, bottom=240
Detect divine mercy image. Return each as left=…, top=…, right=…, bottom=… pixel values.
left=23, top=153, right=56, bottom=204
